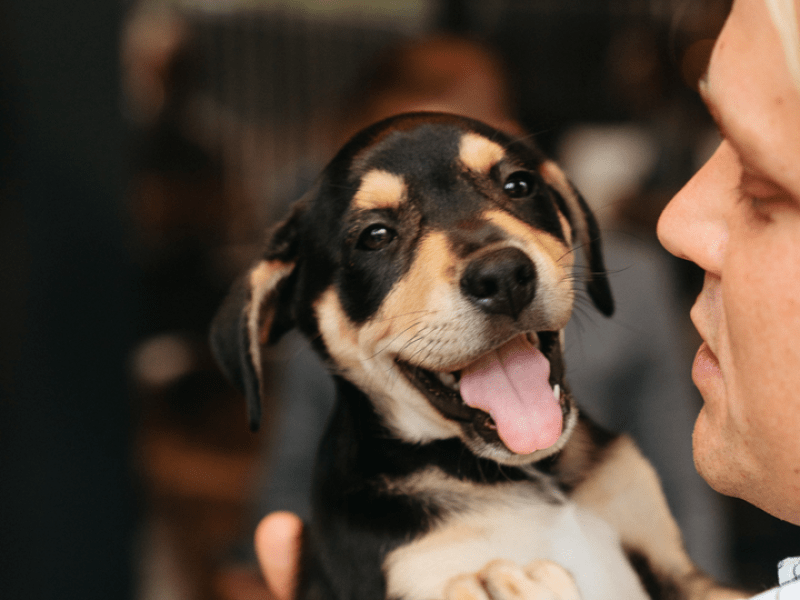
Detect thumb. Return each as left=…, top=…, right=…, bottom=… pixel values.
left=255, top=511, right=303, bottom=600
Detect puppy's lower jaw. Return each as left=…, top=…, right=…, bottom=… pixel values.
left=397, top=331, right=568, bottom=460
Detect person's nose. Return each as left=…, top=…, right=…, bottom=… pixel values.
left=657, top=141, right=733, bottom=276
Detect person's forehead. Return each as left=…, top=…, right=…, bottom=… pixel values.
left=701, top=0, right=800, bottom=189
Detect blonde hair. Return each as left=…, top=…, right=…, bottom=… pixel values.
left=765, top=0, right=800, bottom=89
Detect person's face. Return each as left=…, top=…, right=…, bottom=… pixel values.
left=657, top=0, right=800, bottom=523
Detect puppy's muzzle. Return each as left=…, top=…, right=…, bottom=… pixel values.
left=460, top=247, right=537, bottom=320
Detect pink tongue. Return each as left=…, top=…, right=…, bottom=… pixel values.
left=459, top=335, right=562, bottom=455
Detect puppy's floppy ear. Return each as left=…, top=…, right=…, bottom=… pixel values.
left=540, top=161, right=614, bottom=317
left=210, top=204, right=305, bottom=430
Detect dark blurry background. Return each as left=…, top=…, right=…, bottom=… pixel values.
left=1, top=1, right=796, bottom=599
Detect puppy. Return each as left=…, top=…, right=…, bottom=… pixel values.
left=211, top=113, right=738, bottom=600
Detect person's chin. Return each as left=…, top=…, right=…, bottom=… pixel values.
left=691, top=411, right=733, bottom=497
left=691, top=395, right=748, bottom=503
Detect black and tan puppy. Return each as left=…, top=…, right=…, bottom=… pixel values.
left=211, top=113, right=738, bottom=600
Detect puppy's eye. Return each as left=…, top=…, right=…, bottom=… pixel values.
left=503, top=171, right=538, bottom=198
left=357, top=224, right=397, bottom=251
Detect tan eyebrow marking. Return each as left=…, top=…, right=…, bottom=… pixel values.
left=483, top=209, right=572, bottom=267
left=538, top=161, right=578, bottom=247
left=459, top=133, right=506, bottom=174
left=353, top=170, right=407, bottom=210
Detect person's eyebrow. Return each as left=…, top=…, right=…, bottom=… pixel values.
left=697, top=69, right=763, bottom=170
left=697, top=69, right=795, bottom=201
left=698, top=71, right=730, bottom=141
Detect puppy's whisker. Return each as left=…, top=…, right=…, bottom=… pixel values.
left=557, top=246, right=579, bottom=264
left=392, top=321, right=430, bottom=350
left=402, top=336, right=438, bottom=365
left=396, top=335, right=429, bottom=363
left=375, top=308, right=440, bottom=323
left=475, top=453, right=487, bottom=484
left=367, top=320, right=427, bottom=361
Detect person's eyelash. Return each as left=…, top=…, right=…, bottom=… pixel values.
left=736, top=188, right=773, bottom=224
left=735, top=171, right=791, bottom=222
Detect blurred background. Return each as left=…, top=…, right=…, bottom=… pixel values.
left=2, top=0, right=797, bottom=599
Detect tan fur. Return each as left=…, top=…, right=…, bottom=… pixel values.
left=538, top=161, right=587, bottom=251
left=481, top=210, right=570, bottom=267
left=375, top=232, right=455, bottom=342
left=570, top=435, right=740, bottom=600
left=384, top=467, right=650, bottom=600
left=565, top=435, right=743, bottom=600
left=313, top=197, right=583, bottom=460
left=314, top=287, right=463, bottom=444
left=352, top=170, right=407, bottom=211
left=481, top=209, right=574, bottom=331
left=459, top=133, right=506, bottom=173
left=538, top=161, right=575, bottom=204
left=365, top=231, right=504, bottom=371
left=214, top=116, right=734, bottom=600
left=572, top=436, right=689, bottom=567
left=384, top=431, right=739, bottom=600
left=247, top=260, right=295, bottom=376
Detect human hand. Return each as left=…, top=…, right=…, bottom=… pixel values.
left=255, top=511, right=303, bottom=600
left=445, top=559, right=581, bottom=600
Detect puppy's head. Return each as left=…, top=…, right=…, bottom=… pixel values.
left=211, top=113, right=613, bottom=466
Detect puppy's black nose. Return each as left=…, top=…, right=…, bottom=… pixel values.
left=460, top=247, right=537, bottom=319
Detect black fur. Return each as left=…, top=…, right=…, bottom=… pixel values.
left=300, top=377, right=570, bottom=600
left=211, top=113, right=732, bottom=600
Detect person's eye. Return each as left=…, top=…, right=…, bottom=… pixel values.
left=736, top=169, right=793, bottom=222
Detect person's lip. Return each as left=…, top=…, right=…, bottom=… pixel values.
left=692, top=341, right=721, bottom=387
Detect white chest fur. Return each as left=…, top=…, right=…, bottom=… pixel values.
left=382, top=473, right=649, bottom=600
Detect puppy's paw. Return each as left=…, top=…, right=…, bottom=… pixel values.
left=445, top=572, right=493, bottom=600
left=522, top=560, right=580, bottom=600
left=444, top=559, right=580, bottom=600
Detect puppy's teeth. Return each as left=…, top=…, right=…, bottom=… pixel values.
left=553, top=384, right=561, bottom=400
left=437, top=372, right=458, bottom=390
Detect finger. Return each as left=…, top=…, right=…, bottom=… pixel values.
left=255, top=511, right=303, bottom=600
